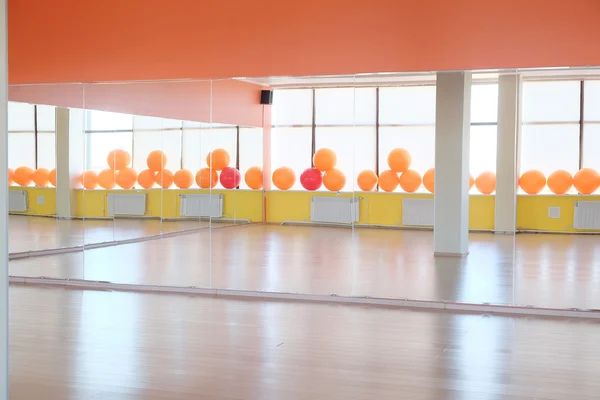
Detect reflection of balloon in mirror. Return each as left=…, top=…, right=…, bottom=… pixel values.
left=272, top=167, right=295, bottom=190
left=313, top=148, right=337, bottom=172
left=155, top=169, right=174, bottom=189
left=423, top=168, right=435, bottom=193
left=196, top=168, right=218, bottom=189
left=547, top=170, right=573, bottom=195
left=573, top=168, right=600, bottom=194
left=469, top=174, right=474, bottom=189
left=475, top=171, right=496, bottom=194
left=357, top=170, right=378, bottom=191
left=8, top=168, right=13, bottom=186
left=97, top=169, right=116, bottom=189
left=81, top=171, right=98, bottom=190
left=220, top=167, right=241, bottom=189
left=399, top=169, right=421, bottom=193
left=300, top=168, right=323, bottom=191
left=147, top=150, right=167, bottom=172
left=387, top=148, right=411, bottom=173
left=116, top=167, right=138, bottom=189
left=137, top=169, right=156, bottom=189
left=519, top=170, right=546, bottom=195
left=49, top=169, right=56, bottom=187
left=244, top=166, right=263, bottom=190
left=378, top=170, right=399, bottom=192
left=32, top=168, right=50, bottom=187
left=206, top=149, right=230, bottom=171
left=13, top=167, right=33, bottom=186
left=107, top=149, right=131, bottom=170
left=323, top=168, right=346, bottom=191
left=174, top=169, right=194, bottom=189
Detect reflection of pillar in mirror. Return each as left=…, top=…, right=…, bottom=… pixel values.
left=434, top=72, right=471, bottom=257
left=56, top=107, right=85, bottom=219
left=262, top=103, right=272, bottom=222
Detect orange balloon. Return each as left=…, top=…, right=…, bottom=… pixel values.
left=137, top=169, right=156, bottom=189
left=97, top=169, right=116, bottom=190
left=387, top=148, right=411, bottom=173
left=244, top=166, right=263, bottom=190
left=357, top=170, right=378, bottom=191
left=423, top=168, right=435, bottom=193
left=196, top=168, right=219, bottom=189
left=107, top=149, right=131, bottom=171
left=573, top=168, right=600, bottom=195
left=81, top=171, right=98, bottom=190
left=116, top=167, right=138, bottom=189
left=399, top=169, right=422, bottom=193
left=378, top=169, right=399, bottom=192
left=469, top=174, right=475, bottom=189
left=8, top=168, right=14, bottom=186
left=272, top=167, right=295, bottom=190
left=475, top=171, right=496, bottom=194
left=173, top=169, right=194, bottom=189
left=155, top=169, right=174, bottom=189
left=32, top=168, right=50, bottom=187
left=13, top=167, right=33, bottom=187
left=519, top=170, right=546, bottom=195
left=206, top=149, right=230, bottom=171
left=323, top=168, right=346, bottom=191
left=313, top=148, right=337, bottom=172
left=147, top=150, right=167, bottom=172
left=48, top=169, right=56, bottom=187
left=547, top=170, right=573, bottom=195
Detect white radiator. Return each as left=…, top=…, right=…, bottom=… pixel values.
left=573, top=201, right=600, bottom=230
left=107, top=194, right=147, bottom=217
left=310, top=196, right=359, bottom=224
left=402, top=198, right=434, bottom=226
left=180, top=194, right=224, bottom=218
left=9, top=190, right=28, bottom=212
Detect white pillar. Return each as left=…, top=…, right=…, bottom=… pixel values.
left=494, top=74, right=522, bottom=233
left=434, top=72, right=471, bottom=257
left=0, top=0, right=8, bottom=397
left=56, top=107, right=85, bottom=218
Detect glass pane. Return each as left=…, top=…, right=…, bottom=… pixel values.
left=238, top=127, right=263, bottom=190
left=470, top=125, right=497, bottom=176
left=85, top=132, right=133, bottom=171
left=583, top=124, right=600, bottom=171
left=272, top=89, right=312, bottom=126
left=584, top=81, right=600, bottom=121
left=134, top=115, right=181, bottom=130
left=315, top=88, right=376, bottom=126
left=520, top=124, right=580, bottom=177
left=379, top=86, right=436, bottom=125
left=271, top=127, right=312, bottom=190
left=37, top=105, right=56, bottom=131
left=8, top=133, right=35, bottom=170
left=36, top=133, right=56, bottom=169
left=522, top=81, right=580, bottom=123
left=86, top=110, right=133, bottom=131
left=133, top=130, right=182, bottom=173
left=8, top=102, right=35, bottom=131
left=471, top=84, right=498, bottom=123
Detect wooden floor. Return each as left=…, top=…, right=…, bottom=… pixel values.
left=8, top=285, right=600, bottom=400
left=9, top=224, right=600, bottom=311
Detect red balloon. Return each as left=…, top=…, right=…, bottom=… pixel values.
left=300, top=168, right=323, bottom=191
left=219, top=167, right=241, bottom=189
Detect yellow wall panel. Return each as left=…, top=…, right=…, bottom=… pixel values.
left=516, top=195, right=600, bottom=232
left=10, top=187, right=56, bottom=215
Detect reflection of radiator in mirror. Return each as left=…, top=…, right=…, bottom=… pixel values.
left=310, top=197, right=359, bottom=224
left=107, top=194, right=147, bottom=217
left=573, top=201, right=600, bottom=230
left=179, top=194, right=223, bottom=218
left=9, top=190, right=28, bottom=212
left=402, top=198, right=434, bottom=227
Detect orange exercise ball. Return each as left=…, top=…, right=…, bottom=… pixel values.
left=547, top=170, right=573, bottom=195
left=48, top=169, right=56, bottom=187
left=116, top=167, right=138, bottom=189
left=147, top=150, right=167, bottom=172
left=106, top=149, right=131, bottom=171
left=97, top=169, right=116, bottom=190
left=206, top=148, right=230, bottom=171
left=155, top=169, right=174, bottom=189
left=137, top=169, right=156, bottom=189
left=423, top=168, right=435, bottom=193
left=81, top=171, right=98, bottom=190
left=323, top=168, right=346, bottom=191
left=378, top=169, right=399, bottom=192
left=8, top=168, right=13, bottom=186
left=13, top=166, right=33, bottom=187
left=272, top=167, right=296, bottom=190
left=387, top=148, right=411, bottom=173
left=399, top=169, right=422, bottom=193
left=573, top=168, right=600, bottom=195
left=357, top=170, right=378, bottom=191
left=469, top=174, right=475, bottom=189
left=173, top=169, right=194, bottom=189
left=244, top=166, right=263, bottom=190
left=475, top=171, right=496, bottom=194
left=519, top=170, right=546, bottom=195
left=32, top=168, right=50, bottom=187
left=313, top=148, right=337, bottom=172
left=196, top=168, right=219, bottom=189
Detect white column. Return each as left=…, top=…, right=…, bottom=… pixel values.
left=0, top=0, right=8, bottom=397
left=434, top=72, right=471, bottom=257
left=56, top=107, right=85, bottom=218
left=494, top=74, right=522, bottom=233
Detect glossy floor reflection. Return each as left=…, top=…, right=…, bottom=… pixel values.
left=9, top=225, right=600, bottom=310
left=9, top=285, right=600, bottom=400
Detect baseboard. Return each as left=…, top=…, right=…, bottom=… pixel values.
left=434, top=251, right=469, bottom=258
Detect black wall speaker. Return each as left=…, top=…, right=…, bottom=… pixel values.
left=260, top=90, right=273, bottom=105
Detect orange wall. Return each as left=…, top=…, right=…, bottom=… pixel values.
left=8, top=0, right=600, bottom=84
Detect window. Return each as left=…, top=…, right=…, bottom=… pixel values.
left=133, top=115, right=182, bottom=173
left=86, top=132, right=133, bottom=171
left=86, top=110, right=133, bottom=131
left=470, top=84, right=498, bottom=184
left=378, top=126, right=435, bottom=182
left=272, top=89, right=312, bottom=126
left=8, top=102, right=35, bottom=170
left=583, top=81, right=600, bottom=171
left=239, top=127, right=263, bottom=190
left=36, top=105, right=56, bottom=170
